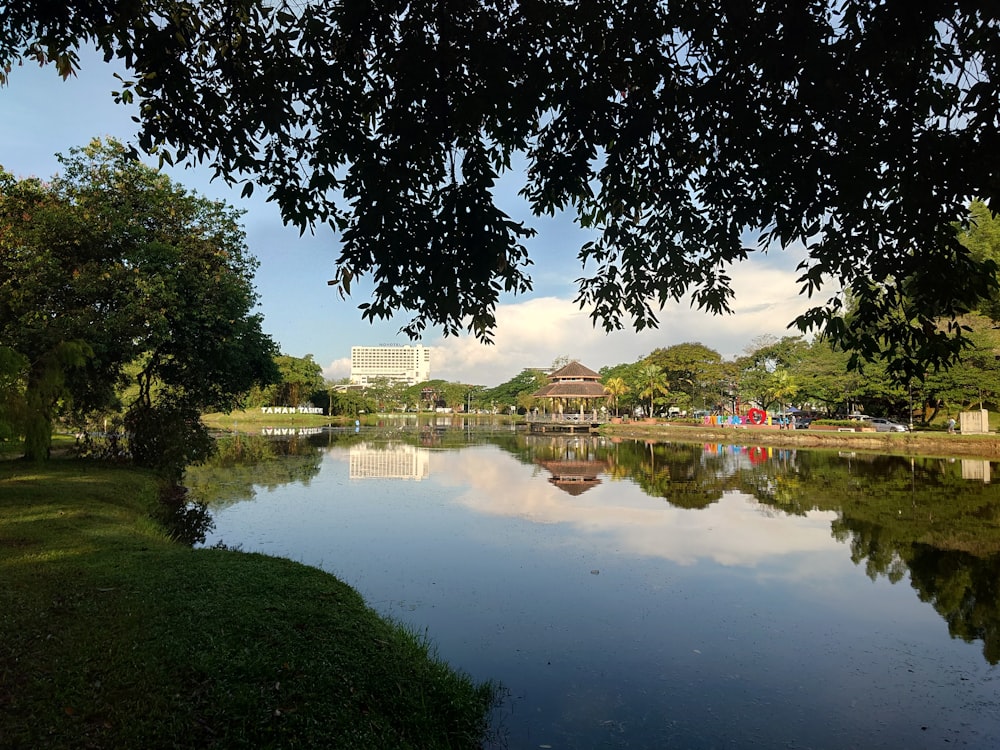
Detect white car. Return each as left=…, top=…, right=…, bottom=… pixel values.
left=867, top=417, right=909, bottom=432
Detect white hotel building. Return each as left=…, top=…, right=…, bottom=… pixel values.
left=350, top=344, right=431, bottom=386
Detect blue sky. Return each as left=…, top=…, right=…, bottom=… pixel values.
left=1, top=51, right=817, bottom=387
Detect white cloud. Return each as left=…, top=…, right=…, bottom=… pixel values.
left=429, top=448, right=841, bottom=570
left=322, top=357, right=352, bottom=381
left=428, top=256, right=824, bottom=386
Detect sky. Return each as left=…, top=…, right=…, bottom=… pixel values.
left=1, top=52, right=820, bottom=388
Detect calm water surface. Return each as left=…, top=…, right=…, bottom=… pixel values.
left=187, top=427, right=1000, bottom=748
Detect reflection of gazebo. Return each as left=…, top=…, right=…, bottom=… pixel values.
left=532, top=362, right=608, bottom=417
left=535, top=458, right=609, bottom=496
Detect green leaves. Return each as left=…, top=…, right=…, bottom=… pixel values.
left=0, top=138, right=277, bottom=463
left=4, top=2, right=999, bottom=378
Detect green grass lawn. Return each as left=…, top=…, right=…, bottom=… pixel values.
left=0, top=459, right=495, bottom=749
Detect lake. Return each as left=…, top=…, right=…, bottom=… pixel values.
left=186, top=426, right=1000, bottom=749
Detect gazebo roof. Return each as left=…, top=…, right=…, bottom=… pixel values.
left=532, top=360, right=607, bottom=399
left=533, top=381, right=608, bottom=399
left=548, top=361, right=601, bottom=380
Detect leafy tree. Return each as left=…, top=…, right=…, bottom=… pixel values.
left=402, top=380, right=443, bottom=411
left=715, top=359, right=743, bottom=414
left=483, top=369, right=549, bottom=413
left=290, top=379, right=360, bottom=416
left=463, top=385, right=486, bottom=413
left=793, top=341, right=854, bottom=414
left=0, top=346, right=27, bottom=442
left=950, top=320, right=1000, bottom=410
left=0, top=138, right=278, bottom=464
left=440, top=382, right=473, bottom=411
left=741, top=335, right=809, bottom=372
left=599, top=361, right=643, bottom=413
left=846, top=358, right=912, bottom=417
left=3, top=2, right=997, bottom=378
left=920, top=315, right=1000, bottom=417
left=325, top=390, right=375, bottom=417
left=737, top=362, right=774, bottom=412
left=270, top=354, right=325, bottom=407
left=0, top=165, right=130, bottom=459
left=644, top=343, right=724, bottom=412
left=960, top=201, right=1000, bottom=322
left=768, top=369, right=800, bottom=414
left=515, top=389, right=542, bottom=415
left=737, top=336, right=809, bottom=412
left=550, top=356, right=575, bottom=370
left=402, top=379, right=470, bottom=411
left=363, top=378, right=398, bottom=413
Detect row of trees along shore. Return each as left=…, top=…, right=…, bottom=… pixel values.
left=4, top=140, right=1000, bottom=468
left=282, top=318, right=999, bottom=424
left=268, top=204, right=1000, bottom=423
left=260, top=202, right=1000, bottom=423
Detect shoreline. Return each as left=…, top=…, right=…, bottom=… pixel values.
left=599, top=422, right=1000, bottom=460
left=0, top=459, right=494, bottom=749
left=198, top=410, right=1000, bottom=461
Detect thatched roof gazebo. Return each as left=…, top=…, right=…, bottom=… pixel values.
left=532, top=361, right=607, bottom=418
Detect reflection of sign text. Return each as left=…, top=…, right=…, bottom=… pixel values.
left=349, top=442, right=430, bottom=480
left=261, top=427, right=323, bottom=436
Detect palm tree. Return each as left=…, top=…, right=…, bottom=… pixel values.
left=603, top=376, right=630, bottom=417
left=638, top=364, right=670, bottom=417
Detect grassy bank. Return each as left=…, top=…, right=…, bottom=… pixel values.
left=601, top=422, right=1000, bottom=459
left=202, top=410, right=347, bottom=429
left=0, top=459, right=494, bottom=749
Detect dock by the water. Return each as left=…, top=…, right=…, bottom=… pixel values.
left=526, top=415, right=604, bottom=434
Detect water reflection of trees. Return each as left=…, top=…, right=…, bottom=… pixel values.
left=155, top=483, right=214, bottom=546
left=614, top=440, right=727, bottom=509
left=908, top=546, right=1000, bottom=665
left=500, top=435, right=1000, bottom=665
left=492, top=435, right=729, bottom=509
left=683, top=446, right=1000, bottom=665
left=184, top=433, right=332, bottom=508
left=186, top=429, right=1000, bottom=664
left=838, top=517, right=1000, bottom=663
left=726, top=449, right=1000, bottom=665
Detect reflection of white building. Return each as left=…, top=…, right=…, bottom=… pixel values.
left=349, top=442, right=430, bottom=480
left=350, top=344, right=430, bottom=386
left=961, top=459, right=991, bottom=483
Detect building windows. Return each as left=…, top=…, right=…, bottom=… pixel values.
left=350, top=344, right=431, bottom=386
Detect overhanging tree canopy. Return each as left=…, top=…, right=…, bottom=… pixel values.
left=3, top=1, right=999, bottom=380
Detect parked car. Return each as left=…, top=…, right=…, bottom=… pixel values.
left=868, top=417, right=909, bottom=432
